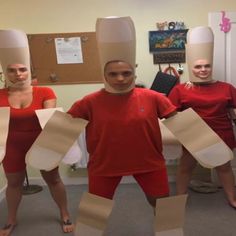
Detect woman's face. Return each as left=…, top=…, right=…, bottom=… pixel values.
left=192, top=59, right=212, bottom=80
left=6, top=63, right=29, bottom=86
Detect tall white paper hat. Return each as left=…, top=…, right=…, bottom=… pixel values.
left=0, top=29, right=31, bottom=87
left=96, top=16, right=136, bottom=93
left=185, top=26, right=214, bottom=82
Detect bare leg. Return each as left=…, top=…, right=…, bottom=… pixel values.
left=0, top=171, right=25, bottom=236
left=176, top=149, right=197, bottom=194
left=40, top=168, right=74, bottom=233
left=215, top=161, right=236, bottom=207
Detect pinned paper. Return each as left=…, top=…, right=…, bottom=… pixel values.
left=0, top=107, right=10, bottom=162
left=162, top=108, right=233, bottom=168
left=155, top=194, right=187, bottom=236
left=26, top=110, right=88, bottom=171
left=75, top=192, right=114, bottom=236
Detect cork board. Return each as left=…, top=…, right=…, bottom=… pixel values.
left=27, top=32, right=103, bottom=85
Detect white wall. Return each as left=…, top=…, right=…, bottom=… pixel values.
left=0, top=0, right=236, bottom=189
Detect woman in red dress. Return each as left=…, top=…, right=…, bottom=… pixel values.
left=0, top=30, right=73, bottom=236
left=168, top=26, right=236, bottom=208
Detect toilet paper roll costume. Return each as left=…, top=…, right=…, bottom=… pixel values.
left=96, top=16, right=136, bottom=93
left=0, top=29, right=31, bottom=88
left=185, top=26, right=213, bottom=83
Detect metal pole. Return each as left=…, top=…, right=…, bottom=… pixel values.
left=22, top=170, right=43, bottom=195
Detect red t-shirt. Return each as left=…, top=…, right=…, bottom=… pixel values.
left=68, top=88, right=176, bottom=176
left=168, top=81, right=236, bottom=149
left=0, top=86, right=56, bottom=172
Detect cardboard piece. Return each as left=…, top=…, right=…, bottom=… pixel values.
left=36, top=107, right=83, bottom=165
left=62, top=138, right=83, bottom=165
left=35, top=107, right=64, bottom=128
left=156, top=228, right=184, bottom=236
left=0, top=107, right=10, bottom=162
left=162, top=108, right=233, bottom=168
left=75, top=130, right=89, bottom=167
left=75, top=192, right=114, bottom=236
left=75, top=222, right=104, bottom=236
left=96, top=16, right=136, bottom=93
left=155, top=194, right=187, bottom=236
left=160, top=120, right=183, bottom=160
left=0, top=29, right=31, bottom=87
left=26, top=110, right=88, bottom=170
left=159, top=121, right=180, bottom=145
left=186, top=26, right=214, bottom=83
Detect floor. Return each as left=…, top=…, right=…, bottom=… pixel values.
left=0, top=183, right=236, bottom=236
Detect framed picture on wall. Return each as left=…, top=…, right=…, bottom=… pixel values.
left=149, top=29, right=188, bottom=64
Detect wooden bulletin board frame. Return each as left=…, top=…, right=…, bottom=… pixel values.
left=27, top=32, right=103, bottom=85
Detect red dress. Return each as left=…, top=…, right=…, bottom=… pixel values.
left=68, top=88, right=176, bottom=176
left=168, top=81, right=236, bottom=149
left=0, top=86, right=56, bottom=173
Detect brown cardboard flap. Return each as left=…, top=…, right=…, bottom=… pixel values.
left=77, top=192, right=114, bottom=231
left=155, top=195, right=187, bottom=232
left=0, top=107, right=10, bottom=162
left=162, top=108, right=233, bottom=168
left=26, top=111, right=88, bottom=170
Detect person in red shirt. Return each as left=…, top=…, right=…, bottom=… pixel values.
left=68, top=17, right=176, bottom=207
left=68, top=60, right=176, bottom=205
left=168, top=26, right=236, bottom=208
left=0, top=30, right=73, bottom=236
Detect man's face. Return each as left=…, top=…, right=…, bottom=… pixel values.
left=104, top=61, right=135, bottom=92
left=192, top=59, right=212, bottom=81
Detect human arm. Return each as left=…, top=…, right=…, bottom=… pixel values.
left=41, top=87, right=57, bottom=109
left=43, top=98, right=56, bottom=109
left=67, top=98, right=89, bottom=120
left=163, top=110, right=177, bottom=119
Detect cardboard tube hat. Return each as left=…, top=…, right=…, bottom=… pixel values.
left=186, top=26, right=214, bottom=83
left=96, top=16, right=136, bottom=93
left=0, top=29, right=31, bottom=87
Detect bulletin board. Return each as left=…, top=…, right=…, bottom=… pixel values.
left=27, top=32, right=103, bottom=85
